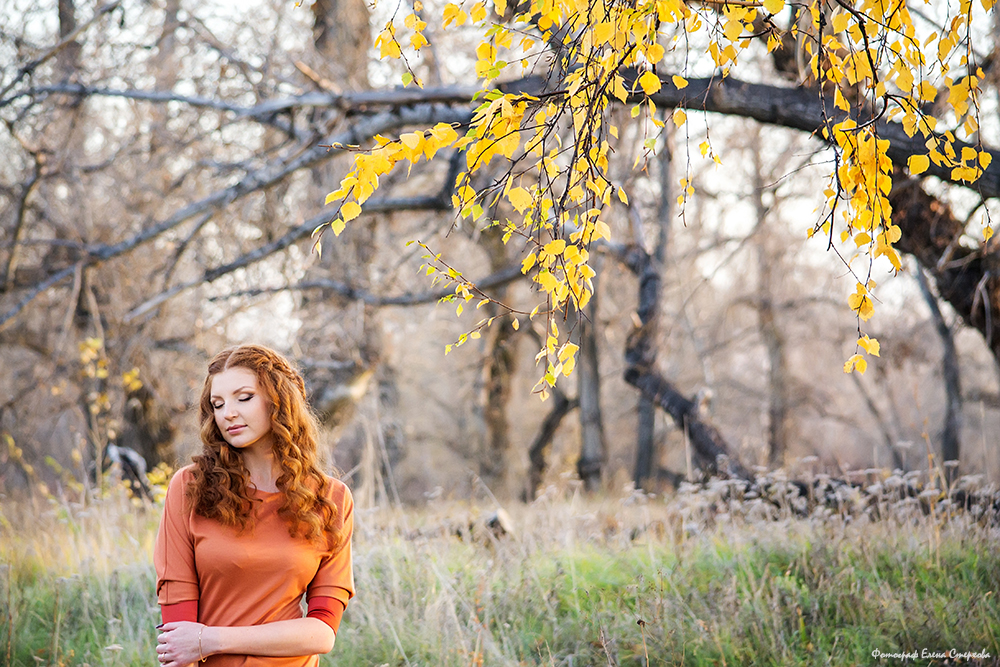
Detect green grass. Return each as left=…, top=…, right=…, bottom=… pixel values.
left=2, top=487, right=998, bottom=666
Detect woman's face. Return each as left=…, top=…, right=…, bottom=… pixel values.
left=210, top=367, right=274, bottom=452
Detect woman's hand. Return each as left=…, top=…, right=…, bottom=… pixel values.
left=157, top=621, right=207, bottom=667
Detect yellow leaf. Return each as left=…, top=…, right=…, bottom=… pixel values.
left=831, top=11, right=849, bottom=33
left=763, top=0, right=784, bottom=14
left=544, top=239, right=567, bottom=256
left=558, top=342, right=579, bottom=363
left=985, top=225, right=995, bottom=242
left=593, top=21, right=613, bottom=45
left=908, top=154, right=929, bottom=175
left=400, top=131, right=423, bottom=150
left=342, top=201, right=362, bottom=221
left=521, top=252, right=536, bottom=273
left=672, top=75, right=688, bottom=89
left=858, top=335, right=880, bottom=357
left=673, top=108, right=686, bottom=127
left=844, top=354, right=867, bottom=374
left=723, top=19, right=743, bottom=42
left=638, top=71, right=662, bottom=95
left=508, top=187, right=533, bottom=213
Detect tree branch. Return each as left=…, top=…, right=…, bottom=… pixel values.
left=1, top=104, right=473, bottom=327
left=0, top=1, right=122, bottom=103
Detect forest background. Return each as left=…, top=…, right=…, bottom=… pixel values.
left=2, top=0, right=1000, bottom=663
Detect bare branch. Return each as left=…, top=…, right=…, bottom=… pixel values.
left=2, top=154, right=40, bottom=290
left=3, top=104, right=473, bottom=326
left=0, top=1, right=122, bottom=103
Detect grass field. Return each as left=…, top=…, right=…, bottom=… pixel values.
left=2, top=478, right=999, bottom=666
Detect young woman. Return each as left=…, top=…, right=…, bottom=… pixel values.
left=154, top=345, right=354, bottom=667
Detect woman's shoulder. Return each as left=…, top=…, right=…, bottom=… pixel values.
left=164, top=463, right=197, bottom=496
left=321, top=474, right=353, bottom=506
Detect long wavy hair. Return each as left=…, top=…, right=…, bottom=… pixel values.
left=187, top=344, right=340, bottom=549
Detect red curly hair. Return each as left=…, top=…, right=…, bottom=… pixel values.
left=187, top=344, right=340, bottom=549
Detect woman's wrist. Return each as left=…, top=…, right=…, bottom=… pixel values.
left=201, top=625, right=221, bottom=658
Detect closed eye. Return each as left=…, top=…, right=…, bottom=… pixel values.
left=239, top=395, right=254, bottom=402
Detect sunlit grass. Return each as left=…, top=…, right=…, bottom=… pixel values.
left=2, top=482, right=999, bottom=666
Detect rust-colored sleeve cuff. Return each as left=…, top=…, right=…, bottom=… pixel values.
left=306, top=596, right=346, bottom=634
left=161, top=599, right=198, bottom=624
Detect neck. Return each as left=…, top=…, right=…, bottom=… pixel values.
left=241, top=438, right=280, bottom=492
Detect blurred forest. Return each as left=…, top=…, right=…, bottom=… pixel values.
left=1, top=0, right=999, bottom=505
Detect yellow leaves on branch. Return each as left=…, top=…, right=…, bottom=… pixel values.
left=845, top=335, right=880, bottom=375
left=319, top=0, right=996, bottom=389
left=848, top=281, right=876, bottom=322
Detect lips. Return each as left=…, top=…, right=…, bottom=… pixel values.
left=227, top=425, right=246, bottom=434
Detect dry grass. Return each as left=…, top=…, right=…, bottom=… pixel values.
left=2, top=477, right=999, bottom=666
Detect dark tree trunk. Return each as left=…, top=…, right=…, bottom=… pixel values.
left=916, top=265, right=963, bottom=483
left=634, top=135, right=671, bottom=489
left=576, top=273, right=606, bottom=492
left=621, top=245, right=751, bottom=480
left=890, top=174, right=1000, bottom=363
left=526, top=387, right=578, bottom=500
left=57, top=0, right=80, bottom=75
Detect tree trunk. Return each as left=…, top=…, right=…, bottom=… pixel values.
left=312, top=0, right=371, bottom=89
left=748, top=134, right=791, bottom=469
left=576, top=269, right=606, bottom=492
left=634, top=131, right=671, bottom=489
left=890, top=173, right=1000, bottom=363
left=526, top=388, right=578, bottom=500
left=916, top=265, right=962, bottom=483
left=57, top=0, right=81, bottom=76
left=477, top=230, right=519, bottom=492
left=621, top=245, right=751, bottom=480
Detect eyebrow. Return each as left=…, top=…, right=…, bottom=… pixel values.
left=210, top=386, right=255, bottom=399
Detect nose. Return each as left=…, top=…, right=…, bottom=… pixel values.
left=222, top=401, right=239, bottom=420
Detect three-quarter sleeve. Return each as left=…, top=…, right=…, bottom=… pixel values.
left=154, top=466, right=200, bottom=605
left=306, top=481, right=355, bottom=610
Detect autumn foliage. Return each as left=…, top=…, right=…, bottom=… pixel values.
left=318, top=0, right=996, bottom=389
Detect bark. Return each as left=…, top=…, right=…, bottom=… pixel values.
left=576, top=268, right=606, bottom=492
left=916, top=265, right=963, bottom=483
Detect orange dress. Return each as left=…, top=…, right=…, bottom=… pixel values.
left=154, top=465, right=355, bottom=667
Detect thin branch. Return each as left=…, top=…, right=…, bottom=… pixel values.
left=2, top=154, right=40, bottom=291
left=209, top=263, right=526, bottom=307
left=0, top=264, right=77, bottom=330
left=0, top=1, right=122, bottom=103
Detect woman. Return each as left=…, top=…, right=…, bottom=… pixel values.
left=154, top=345, right=354, bottom=667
